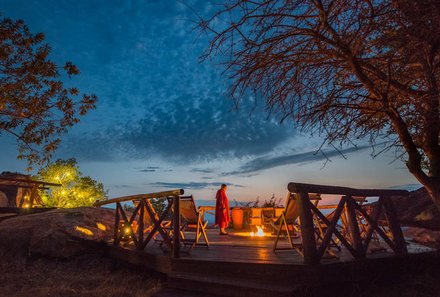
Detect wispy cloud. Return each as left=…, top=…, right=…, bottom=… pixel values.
left=191, top=168, right=215, bottom=173
left=387, top=184, right=422, bottom=192
left=151, top=181, right=245, bottom=190
left=136, top=166, right=166, bottom=173
left=226, top=145, right=370, bottom=175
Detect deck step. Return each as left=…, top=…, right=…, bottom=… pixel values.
left=0, top=213, right=18, bottom=221
left=153, top=287, right=220, bottom=297
left=172, top=258, right=315, bottom=285
left=167, top=272, right=300, bottom=297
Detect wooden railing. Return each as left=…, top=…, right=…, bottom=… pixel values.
left=94, top=189, right=184, bottom=258
left=288, top=182, right=409, bottom=265
left=0, top=177, right=61, bottom=208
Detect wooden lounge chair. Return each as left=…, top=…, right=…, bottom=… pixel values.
left=313, top=206, right=342, bottom=257
left=169, top=195, right=209, bottom=251
left=271, top=193, right=302, bottom=254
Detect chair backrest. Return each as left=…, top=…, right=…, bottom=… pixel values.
left=283, top=194, right=299, bottom=224
left=179, top=195, right=199, bottom=224
left=281, top=193, right=321, bottom=224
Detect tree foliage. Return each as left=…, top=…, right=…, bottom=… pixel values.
left=35, top=158, right=107, bottom=207
left=0, top=17, right=97, bottom=169
left=202, top=0, right=440, bottom=208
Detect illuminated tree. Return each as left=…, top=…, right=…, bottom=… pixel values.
left=35, top=158, right=107, bottom=207
left=0, top=17, right=97, bottom=169
left=202, top=0, right=440, bottom=209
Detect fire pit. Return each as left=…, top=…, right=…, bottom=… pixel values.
left=231, top=225, right=275, bottom=238
left=249, top=226, right=265, bottom=237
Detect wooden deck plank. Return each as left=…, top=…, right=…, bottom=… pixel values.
left=137, top=229, right=433, bottom=266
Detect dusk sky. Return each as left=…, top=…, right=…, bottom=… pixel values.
left=0, top=0, right=420, bottom=202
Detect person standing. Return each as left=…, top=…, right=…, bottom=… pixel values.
left=215, top=184, right=230, bottom=235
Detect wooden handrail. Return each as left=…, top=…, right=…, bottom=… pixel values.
left=93, top=189, right=184, bottom=206
left=0, top=177, right=61, bottom=187
left=287, top=182, right=408, bottom=265
left=288, top=182, right=408, bottom=197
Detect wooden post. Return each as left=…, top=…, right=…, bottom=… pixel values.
left=382, top=195, right=408, bottom=254
left=29, top=185, right=37, bottom=208
left=297, top=192, right=318, bottom=265
left=344, top=196, right=364, bottom=257
left=173, top=195, right=180, bottom=258
left=114, top=202, right=121, bottom=245
left=137, top=200, right=144, bottom=250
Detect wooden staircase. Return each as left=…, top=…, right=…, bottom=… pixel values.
left=153, top=258, right=308, bottom=297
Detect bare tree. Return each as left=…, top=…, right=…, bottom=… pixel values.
left=200, top=0, right=440, bottom=209
left=0, top=17, right=97, bottom=169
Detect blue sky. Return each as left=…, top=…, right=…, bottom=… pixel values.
left=0, top=0, right=420, bottom=202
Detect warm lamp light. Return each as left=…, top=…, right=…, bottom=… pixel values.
left=96, top=222, right=106, bottom=231
left=75, top=226, right=93, bottom=236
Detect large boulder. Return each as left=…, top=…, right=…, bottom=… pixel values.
left=404, top=227, right=440, bottom=249
left=391, top=188, right=440, bottom=229
left=0, top=207, right=115, bottom=259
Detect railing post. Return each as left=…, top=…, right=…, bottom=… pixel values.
left=173, top=195, right=180, bottom=258
left=344, top=195, right=364, bottom=257
left=297, top=192, right=319, bottom=265
left=114, top=202, right=121, bottom=245
left=137, top=200, right=144, bottom=250
left=382, top=195, right=407, bottom=254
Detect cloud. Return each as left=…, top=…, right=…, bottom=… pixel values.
left=387, top=184, right=422, bottom=192
left=109, top=184, right=132, bottom=189
left=226, top=145, right=370, bottom=175
left=136, top=166, right=163, bottom=172
left=191, top=168, right=215, bottom=173
left=32, top=0, right=296, bottom=164
left=151, top=181, right=245, bottom=190
left=65, top=93, right=295, bottom=163
left=120, top=95, right=294, bottom=162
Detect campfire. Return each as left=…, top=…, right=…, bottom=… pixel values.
left=249, top=226, right=266, bottom=237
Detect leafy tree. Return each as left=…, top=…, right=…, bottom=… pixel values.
left=201, top=0, right=440, bottom=209
left=35, top=158, right=107, bottom=207
left=0, top=17, right=97, bottom=169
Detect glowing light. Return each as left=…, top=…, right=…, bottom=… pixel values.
left=124, top=227, right=131, bottom=234
left=23, top=203, right=30, bottom=208
left=96, top=222, right=106, bottom=231
left=250, top=226, right=266, bottom=237
left=55, top=176, right=60, bottom=181
left=75, top=226, right=93, bottom=236
left=61, top=190, right=66, bottom=195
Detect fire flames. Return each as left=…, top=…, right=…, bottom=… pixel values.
left=250, top=226, right=265, bottom=237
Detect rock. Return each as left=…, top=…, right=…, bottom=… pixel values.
left=404, top=227, right=440, bottom=249
left=0, top=207, right=115, bottom=259
left=391, top=188, right=440, bottom=229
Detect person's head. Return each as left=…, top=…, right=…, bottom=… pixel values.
left=221, top=184, right=228, bottom=191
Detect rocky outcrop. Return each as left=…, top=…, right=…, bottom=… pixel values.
left=0, top=207, right=115, bottom=259
left=404, top=227, right=440, bottom=249
left=392, top=188, right=440, bottom=229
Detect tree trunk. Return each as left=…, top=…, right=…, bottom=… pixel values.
left=423, top=177, right=440, bottom=212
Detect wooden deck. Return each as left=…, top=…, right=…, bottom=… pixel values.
left=107, top=228, right=438, bottom=297
left=97, top=186, right=439, bottom=296
left=141, top=228, right=433, bottom=265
